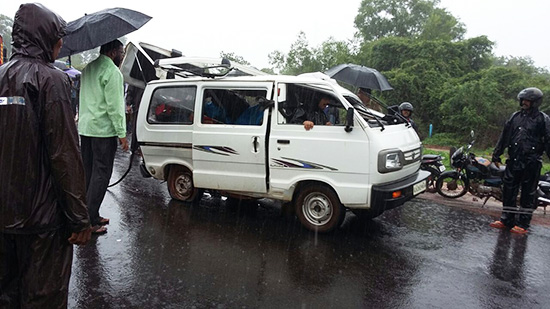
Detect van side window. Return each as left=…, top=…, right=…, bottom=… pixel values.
left=147, top=86, right=196, bottom=124
left=202, top=89, right=267, bottom=125
left=278, top=84, right=345, bottom=126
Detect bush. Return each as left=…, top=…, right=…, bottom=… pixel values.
left=422, top=133, right=461, bottom=148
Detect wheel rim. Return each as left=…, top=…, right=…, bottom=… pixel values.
left=175, top=173, right=193, bottom=198
left=302, top=192, right=333, bottom=226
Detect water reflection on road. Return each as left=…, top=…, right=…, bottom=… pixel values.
left=68, top=157, right=550, bottom=308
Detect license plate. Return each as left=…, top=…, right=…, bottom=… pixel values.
left=439, top=165, right=446, bottom=172
left=413, top=180, right=427, bottom=195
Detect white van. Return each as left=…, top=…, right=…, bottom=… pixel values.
left=122, top=42, right=429, bottom=232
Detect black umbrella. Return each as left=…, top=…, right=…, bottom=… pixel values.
left=58, top=7, right=152, bottom=58
left=325, top=63, right=393, bottom=91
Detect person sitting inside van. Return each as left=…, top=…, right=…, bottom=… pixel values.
left=291, top=95, right=333, bottom=131
left=203, top=96, right=227, bottom=124
left=235, top=101, right=264, bottom=125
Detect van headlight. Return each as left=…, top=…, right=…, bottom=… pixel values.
left=378, top=149, right=404, bottom=173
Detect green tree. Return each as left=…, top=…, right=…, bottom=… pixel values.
left=437, top=64, right=550, bottom=147
left=269, top=31, right=320, bottom=75
left=269, top=32, right=355, bottom=75
left=354, top=0, right=465, bottom=41
left=315, top=38, right=356, bottom=72
left=220, top=51, right=250, bottom=65
left=419, top=8, right=465, bottom=41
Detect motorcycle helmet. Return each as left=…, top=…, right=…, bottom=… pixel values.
left=398, top=102, right=414, bottom=113
left=518, top=87, right=543, bottom=108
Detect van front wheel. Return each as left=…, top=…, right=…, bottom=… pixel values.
left=167, top=166, right=201, bottom=202
left=295, top=185, right=345, bottom=233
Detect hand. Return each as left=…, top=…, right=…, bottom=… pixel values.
left=119, top=137, right=129, bottom=151
left=303, top=120, right=314, bottom=131
left=68, top=227, right=92, bottom=246
left=492, top=155, right=501, bottom=167
left=326, top=122, right=333, bottom=126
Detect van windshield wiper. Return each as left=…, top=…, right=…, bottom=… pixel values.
left=355, top=106, right=385, bottom=131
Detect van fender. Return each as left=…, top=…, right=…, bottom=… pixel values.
left=289, top=176, right=342, bottom=204
left=161, top=160, right=194, bottom=181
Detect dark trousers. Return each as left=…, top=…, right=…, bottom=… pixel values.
left=0, top=230, right=73, bottom=308
left=80, top=135, right=117, bottom=226
left=501, top=160, right=541, bottom=229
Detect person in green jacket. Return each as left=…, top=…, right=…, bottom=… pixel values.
left=78, top=39, right=129, bottom=234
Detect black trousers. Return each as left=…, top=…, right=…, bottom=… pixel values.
left=500, top=160, right=541, bottom=229
left=80, top=135, right=118, bottom=226
left=0, top=230, right=73, bottom=308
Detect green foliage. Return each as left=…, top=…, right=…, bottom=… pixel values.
left=269, top=32, right=354, bottom=75
left=423, top=133, right=462, bottom=148
left=354, top=0, right=465, bottom=42
left=220, top=51, right=250, bottom=65
left=419, top=8, right=465, bottom=41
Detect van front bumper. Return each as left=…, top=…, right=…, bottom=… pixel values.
left=369, top=170, right=430, bottom=217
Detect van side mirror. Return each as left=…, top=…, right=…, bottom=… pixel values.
left=345, top=107, right=354, bottom=132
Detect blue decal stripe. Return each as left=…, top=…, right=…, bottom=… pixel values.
left=272, top=157, right=338, bottom=171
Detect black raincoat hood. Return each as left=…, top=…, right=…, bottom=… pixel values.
left=11, top=3, right=66, bottom=62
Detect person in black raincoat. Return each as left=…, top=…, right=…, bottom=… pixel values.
left=0, top=3, right=91, bottom=308
left=291, top=94, right=333, bottom=130
left=490, top=87, right=550, bottom=234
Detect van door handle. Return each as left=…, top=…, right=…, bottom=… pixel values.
left=277, top=140, right=290, bottom=145
left=253, top=136, right=260, bottom=153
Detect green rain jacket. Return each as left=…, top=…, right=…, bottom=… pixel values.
left=78, top=54, right=126, bottom=138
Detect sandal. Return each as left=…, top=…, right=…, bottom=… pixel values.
left=489, top=220, right=507, bottom=229
left=510, top=226, right=528, bottom=234
left=91, top=225, right=107, bottom=234
left=98, top=217, right=110, bottom=226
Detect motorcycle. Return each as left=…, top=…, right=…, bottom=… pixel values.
left=436, top=131, right=506, bottom=206
left=421, top=154, right=445, bottom=192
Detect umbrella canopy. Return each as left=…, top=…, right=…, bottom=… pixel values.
left=58, top=7, right=152, bottom=58
left=325, top=64, right=393, bottom=91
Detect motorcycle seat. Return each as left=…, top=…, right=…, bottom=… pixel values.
left=422, top=154, right=440, bottom=160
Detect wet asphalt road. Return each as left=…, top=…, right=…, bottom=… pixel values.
left=68, top=152, right=550, bottom=308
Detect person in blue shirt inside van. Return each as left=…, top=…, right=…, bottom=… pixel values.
left=203, top=96, right=227, bottom=124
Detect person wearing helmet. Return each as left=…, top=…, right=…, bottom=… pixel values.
left=490, top=87, right=550, bottom=234
left=398, top=102, right=419, bottom=134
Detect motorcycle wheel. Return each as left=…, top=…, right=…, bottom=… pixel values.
left=436, top=171, right=469, bottom=198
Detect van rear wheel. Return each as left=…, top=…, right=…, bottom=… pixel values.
left=167, top=165, right=201, bottom=202
left=295, top=185, right=345, bottom=233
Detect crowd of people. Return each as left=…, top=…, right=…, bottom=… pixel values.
left=0, top=2, right=547, bottom=308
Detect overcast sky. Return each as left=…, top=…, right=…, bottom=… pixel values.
left=3, top=1, right=549, bottom=70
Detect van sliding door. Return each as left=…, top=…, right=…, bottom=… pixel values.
left=192, top=82, right=273, bottom=193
